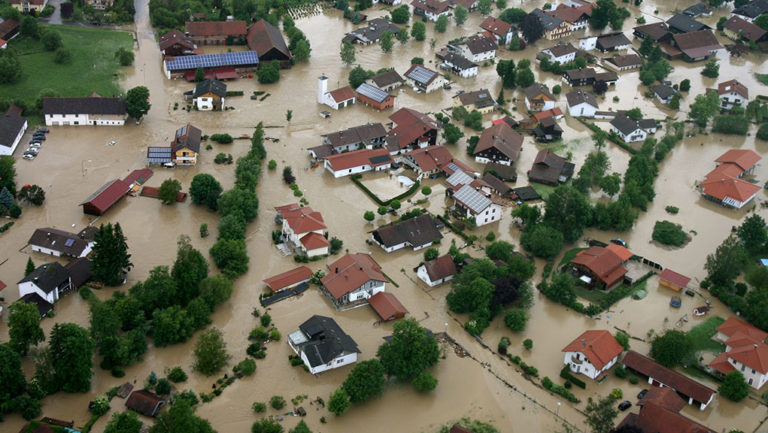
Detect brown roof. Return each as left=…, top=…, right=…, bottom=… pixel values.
left=562, top=330, right=623, bottom=370
left=172, top=123, right=201, bottom=154
left=606, top=53, right=641, bottom=68
left=717, top=80, right=749, bottom=100
left=369, top=69, right=404, bottom=88
left=529, top=149, right=573, bottom=185
left=480, top=16, right=512, bottom=37
left=717, top=316, right=768, bottom=342
left=461, top=34, right=498, bottom=54
left=571, top=246, right=628, bottom=286
left=403, top=146, right=459, bottom=173
left=619, top=402, right=715, bottom=433
left=481, top=173, right=511, bottom=195
left=475, top=123, right=523, bottom=162
left=263, top=266, right=312, bottom=291
left=278, top=204, right=326, bottom=234
left=545, top=42, right=578, bottom=58
left=322, top=253, right=387, bottom=299
left=247, top=19, right=291, bottom=60
left=329, top=86, right=356, bottom=103
left=565, top=89, right=597, bottom=108
left=185, top=21, right=247, bottom=37
left=622, top=350, right=715, bottom=404
left=125, top=390, right=166, bottom=417
left=43, top=97, right=126, bottom=116
left=159, top=29, right=195, bottom=51
left=372, top=214, right=443, bottom=249
left=547, top=3, right=593, bottom=23
left=65, top=257, right=92, bottom=288
left=325, top=148, right=392, bottom=171
left=638, top=386, right=687, bottom=412
left=456, top=89, right=495, bottom=109
left=411, top=0, right=451, bottom=14
left=659, top=269, right=691, bottom=288
left=633, top=22, right=670, bottom=41
left=724, top=16, right=767, bottom=41
left=523, top=83, right=555, bottom=102
left=388, top=108, right=437, bottom=148
left=369, top=292, right=408, bottom=321
left=673, top=30, right=722, bottom=58
left=80, top=179, right=131, bottom=214
left=424, top=255, right=457, bottom=281
left=0, top=18, right=18, bottom=39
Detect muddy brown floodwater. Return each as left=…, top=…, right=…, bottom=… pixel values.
left=1, top=0, right=768, bottom=431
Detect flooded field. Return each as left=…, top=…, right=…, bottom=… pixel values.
left=2, top=0, right=768, bottom=432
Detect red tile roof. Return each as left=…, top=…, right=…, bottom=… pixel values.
left=547, top=3, right=594, bottom=23
left=638, top=386, right=686, bottom=412
left=705, top=162, right=743, bottom=180
left=424, top=255, right=457, bottom=281
left=263, top=266, right=312, bottom=291
left=0, top=279, right=5, bottom=291
left=571, top=246, right=628, bottom=287
left=159, top=29, right=195, bottom=51
left=562, top=330, right=623, bottom=370
left=329, top=86, right=356, bottom=103
left=659, top=269, right=691, bottom=289
left=605, top=243, right=632, bottom=261
left=728, top=343, right=768, bottom=374
left=185, top=21, right=247, bottom=37
left=714, top=149, right=760, bottom=172
left=403, top=145, right=456, bottom=172
left=388, top=108, right=437, bottom=149
left=278, top=204, right=327, bottom=234
left=324, top=148, right=392, bottom=171
left=619, top=402, right=715, bottom=433
left=300, top=232, right=330, bottom=251
left=532, top=107, right=563, bottom=122
left=480, top=16, right=512, bottom=37
left=700, top=176, right=761, bottom=202
left=322, top=253, right=387, bottom=299
left=80, top=179, right=131, bottom=215
left=717, top=316, right=768, bottom=342
left=123, top=168, right=153, bottom=186
left=710, top=352, right=735, bottom=375
left=369, top=292, right=408, bottom=321
left=623, top=350, right=715, bottom=404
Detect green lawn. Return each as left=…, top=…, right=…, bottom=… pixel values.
left=688, top=316, right=726, bottom=354
left=756, top=73, right=768, bottom=86
left=558, top=247, right=587, bottom=268
left=1, top=26, right=132, bottom=109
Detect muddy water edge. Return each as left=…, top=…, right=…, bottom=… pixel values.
left=1, top=0, right=768, bottom=432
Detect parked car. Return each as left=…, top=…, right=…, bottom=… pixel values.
left=29, top=143, right=41, bottom=148
left=670, top=296, right=682, bottom=308
left=611, top=238, right=627, bottom=247
left=163, top=162, right=175, bottom=168
left=23, top=154, right=35, bottom=160
left=637, top=389, right=648, bottom=399
left=25, top=148, right=39, bottom=155
left=33, top=135, right=46, bottom=141
left=35, top=128, right=49, bottom=134
left=29, top=140, right=40, bottom=145
left=618, top=401, right=632, bottom=411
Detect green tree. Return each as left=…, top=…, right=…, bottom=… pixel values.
left=172, top=236, right=209, bottom=305
left=364, top=210, right=375, bottom=222
left=745, top=286, right=768, bottom=331
left=381, top=30, right=394, bottom=52
left=396, top=27, right=410, bottom=44
left=377, top=318, right=440, bottom=380
left=20, top=16, right=39, bottom=38
left=340, top=42, right=356, bottom=65
left=443, top=123, right=464, bottom=144
left=515, top=68, right=535, bottom=88
left=650, top=329, right=693, bottom=368
left=669, top=94, right=680, bottom=110
left=705, top=236, right=749, bottom=287
left=199, top=275, right=234, bottom=309
left=615, top=331, right=630, bottom=351
left=218, top=187, right=259, bottom=220
left=218, top=213, right=246, bottom=241
left=348, top=65, right=374, bottom=88
left=638, top=36, right=654, bottom=57
left=520, top=223, right=564, bottom=258
left=756, top=14, right=768, bottom=30
left=9, top=301, right=45, bottom=355
left=719, top=371, right=749, bottom=402
left=149, top=399, right=215, bottom=433
left=0, top=51, right=22, bottom=84
left=521, top=13, right=544, bottom=43
left=504, top=308, right=527, bottom=332
left=158, top=178, right=181, bottom=205
left=0, top=343, right=28, bottom=407
left=49, top=323, right=94, bottom=393
left=328, top=387, right=350, bottom=415
left=688, top=91, right=720, bottom=128
left=542, top=272, right=576, bottom=305
left=115, top=47, right=135, bottom=66
left=599, top=172, right=621, bottom=197
left=193, top=327, right=230, bottom=376
left=0, top=186, right=13, bottom=211
left=189, top=174, right=223, bottom=211
left=500, top=8, right=527, bottom=23
left=585, top=395, right=618, bottom=433
left=412, top=371, right=438, bottom=391
left=421, top=186, right=432, bottom=196
left=377, top=206, right=388, bottom=216
left=252, top=418, right=283, bottom=433
left=18, top=184, right=45, bottom=205
left=257, top=60, right=281, bottom=84
left=738, top=214, right=767, bottom=253
left=25, top=257, right=35, bottom=276
left=411, top=21, right=426, bottom=40
left=544, top=185, right=591, bottom=243
left=680, top=79, right=691, bottom=92
left=701, top=59, right=719, bottom=78
left=454, top=5, right=468, bottom=25
left=435, top=15, right=448, bottom=32
left=289, top=420, right=312, bottom=433
left=104, top=411, right=143, bottom=433
left=390, top=200, right=401, bottom=210
left=125, top=86, right=151, bottom=121
left=424, top=247, right=439, bottom=261
left=391, top=5, right=410, bottom=24
left=209, top=239, right=249, bottom=278
left=293, top=39, right=311, bottom=62
left=42, top=30, right=62, bottom=51
left=194, top=67, right=205, bottom=82
left=478, top=0, right=492, bottom=14
left=91, top=223, right=133, bottom=286
left=342, top=359, right=386, bottom=403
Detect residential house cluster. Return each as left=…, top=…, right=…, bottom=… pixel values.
left=700, top=149, right=762, bottom=209
left=275, top=203, right=330, bottom=257
left=710, top=317, right=768, bottom=389
left=147, top=124, right=202, bottom=166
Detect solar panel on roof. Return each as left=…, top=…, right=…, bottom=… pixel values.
left=407, top=66, right=436, bottom=84
left=166, top=51, right=259, bottom=71
left=356, top=83, right=389, bottom=103
left=446, top=169, right=473, bottom=186
left=64, top=239, right=75, bottom=247
left=368, top=155, right=391, bottom=165
left=454, top=185, right=491, bottom=214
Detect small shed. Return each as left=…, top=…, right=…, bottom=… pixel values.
left=80, top=179, right=131, bottom=215
left=659, top=268, right=691, bottom=292
left=116, top=382, right=134, bottom=398
left=263, top=266, right=312, bottom=293
left=126, top=390, right=166, bottom=417
left=369, top=292, right=408, bottom=321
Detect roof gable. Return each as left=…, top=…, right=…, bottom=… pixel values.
left=562, top=330, right=623, bottom=370
left=321, top=253, right=386, bottom=298
left=247, top=19, right=291, bottom=59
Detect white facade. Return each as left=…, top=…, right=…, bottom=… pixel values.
left=318, top=75, right=355, bottom=110
left=579, top=36, right=597, bottom=50
left=474, top=155, right=511, bottom=167
left=720, top=92, right=747, bottom=110
left=543, top=49, right=576, bottom=64
left=288, top=338, right=358, bottom=375
left=18, top=280, right=67, bottom=305
left=406, top=75, right=447, bottom=94
left=373, top=238, right=407, bottom=253
left=524, top=97, right=556, bottom=112
left=44, top=113, right=126, bottom=126
left=456, top=200, right=502, bottom=226
left=726, top=356, right=768, bottom=389
left=568, top=101, right=597, bottom=118
left=454, top=44, right=496, bottom=63
left=610, top=125, right=647, bottom=143
left=563, top=351, right=619, bottom=380
left=194, top=95, right=224, bottom=111
left=30, top=242, right=94, bottom=258
left=416, top=8, right=450, bottom=21
left=280, top=219, right=328, bottom=256
left=416, top=264, right=455, bottom=287
left=442, top=60, right=478, bottom=78
left=345, top=281, right=386, bottom=304
left=323, top=159, right=388, bottom=178
left=0, top=118, right=26, bottom=156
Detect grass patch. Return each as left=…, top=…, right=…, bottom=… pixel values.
left=756, top=73, right=768, bottom=86
left=574, top=281, right=646, bottom=308
left=537, top=139, right=568, bottom=154
left=558, top=247, right=587, bottom=268
left=2, top=26, right=132, bottom=111
left=688, top=316, right=726, bottom=354
left=531, top=183, right=556, bottom=200
left=573, top=285, right=610, bottom=305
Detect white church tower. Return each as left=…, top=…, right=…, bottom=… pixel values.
left=318, top=75, right=328, bottom=104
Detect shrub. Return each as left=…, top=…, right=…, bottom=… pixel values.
left=712, top=115, right=749, bottom=135
left=504, top=308, right=527, bottom=332
left=252, top=402, right=267, bottom=413
left=665, top=206, right=679, bottom=214
left=269, top=329, right=281, bottom=341
left=156, top=378, right=171, bottom=395
left=268, top=160, right=277, bottom=170
left=412, top=371, right=438, bottom=392
left=168, top=367, right=188, bottom=383
left=234, top=358, right=257, bottom=377
left=523, top=338, right=533, bottom=350
left=629, top=375, right=639, bottom=384
left=757, top=123, right=768, bottom=141
left=260, top=313, right=272, bottom=327
left=270, top=395, right=286, bottom=410
left=652, top=220, right=687, bottom=246
left=111, top=367, right=126, bottom=377
left=9, top=204, right=21, bottom=218
left=498, top=337, right=510, bottom=354
left=53, top=48, right=72, bottom=64
left=210, top=133, right=234, bottom=144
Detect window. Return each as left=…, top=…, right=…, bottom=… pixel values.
left=749, top=378, right=754, bottom=385
left=753, top=369, right=756, bottom=374
left=742, top=364, right=746, bottom=372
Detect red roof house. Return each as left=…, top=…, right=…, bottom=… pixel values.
left=562, top=330, right=624, bottom=379
left=80, top=179, right=131, bottom=215
left=570, top=246, right=629, bottom=289
left=323, top=148, right=393, bottom=178
left=125, top=390, right=166, bottom=417
left=623, top=350, right=715, bottom=409
left=321, top=253, right=387, bottom=309
left=618, top=401, right=715, bottom=433
left=185, top=21, right=247, bottom=44
left=711, top=316, right=768, bottom=389
left=638, top=386, right=687, bottom=412
left=275, top=204, right=329, bottom=257
left=417, top=255, right=458, bottom=287
left=369, top=291, right=408, bottom=321
left=659, top=269, right=691, bottom=291
left=263, top=266, right=312, bottom=292
left=387, top=108, right=438, bottom=152
left=714, top=149, right=760, bottom=174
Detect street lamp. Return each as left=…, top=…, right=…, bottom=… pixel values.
left=556, top=402, right=561, bottom=417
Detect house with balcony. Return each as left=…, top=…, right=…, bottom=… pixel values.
left=275, top=204, right=330, bottom=257
left=562, top=330, right=624, bottom=380
left=320, top=253, right=387, bottom=309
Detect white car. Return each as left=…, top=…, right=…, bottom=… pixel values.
left=25, top=148, right=39, bottom=155
left=108, top=140, right=117, bottom=146
left=23, top=154, right=35, bottom=160
left=29, top=143, right=41, bottom=148
left=163, top=162, right=175, bottom=168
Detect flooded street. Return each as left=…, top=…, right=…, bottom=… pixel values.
left=2, top=0, right=768, bottom=431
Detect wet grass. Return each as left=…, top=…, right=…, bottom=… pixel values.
left=531, top=183, right=555, bottom=200
left=687, top=316, right=726, bottom=354
left=756, top=73, right=768, bottom=86
left=558, top=247, right=587, bottom=268
left=573, top=280, right=647, bottom=308
left=2, top=26, right=132, bottom=109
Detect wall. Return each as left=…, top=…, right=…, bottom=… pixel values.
left=0, top=118, right=26, bottom=156
left=18, top=281, right=57, bottom=304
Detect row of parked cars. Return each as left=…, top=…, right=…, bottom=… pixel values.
left=23, top=128, right=49, bottom=160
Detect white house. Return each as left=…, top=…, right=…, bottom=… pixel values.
left=417, top=255, right=457, bottom=287
left=566, top=89, right=598, bottom=118
left=480, top=16, right=516, bottom=45
left=440, top=52, right=478, bottom=78
left=578, top=35, right=597, bottom=50
left=711, top=316, right=768, bottom=389
left=17, top=262, right=72, bottom=305
left=562, top=330, right=624, bottom=380
left=540, top=42, right=578, bottom=64
left=609, top=116, right=657, bottom=143
left=451, top=184, right=502, bottom=227
left=43, top=96, right=127, bottom=126
left=404, top=64, right=446, bottom=94
left=192, top=79, right=226, bottom=111
left=450, top=34, right=497, bottom=63
left=288, top=315, right=360, bottom=374
left=28, top=227, right=96, bottom=258
left=716, top=79, right=749, bottom=110
left=320, top=253, right=387, bottom=309
left=317, top=75, right=356, bottom=110
left=323, top=148, right=393, bottom=178
left=411, top=0, right=452, bottom=22
left=0, top=114, right=27, bottom=156
left=371, top=214, right=442, bottom=252
left=523, top=83, right=556, bottom=112
left=275, top=204, right=330, bottom=257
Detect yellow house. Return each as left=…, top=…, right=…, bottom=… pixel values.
left=452, top=89, right=496, bottom=115
left=171, top=124, right=201, bottom=166
left=10, top=0, right=48, bottom=13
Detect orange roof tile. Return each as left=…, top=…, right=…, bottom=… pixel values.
left=606, top=243, right=632, bottom=261
left=263, top=266, right=312, bottom=291
left=325, top=148, right=392, bottom=171
left=715, top=149, right=761, bottom=172
left=369, top=292, right=408, bottom=321
left=639, top=387, right=686, bottom=412
left=659, top=269, right=691, bottom=288
left=329, top=86, right=356, bottom=103
left=279, top=205, right=327, bottom=234
left=562, top=330, right=624, bottom=370
left=710, top=352, right=736, bottom=375
left=718, top=316, right=768, bottom=342
left=700, top=176, right=761, bottom=202
left=727, top=343, right=768, bottom=374
left=571, top=246, right=628, bottom=286
left=321, top=253, right=386, bottom=299
left=300, top=232, right=330, bottom=251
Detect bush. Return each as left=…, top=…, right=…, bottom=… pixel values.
left=614, top=366, right=627, bottom=378
left=269, top=329, right=281, bottom=341
left=234, top=358, right=257, bottom=377
left=652, top=220, right=687, bottom=246
left=168, top=367, right=187, bottom=383
left=270, top=395, right=286, bottom=410
left=665, top=206, right=679, bottom=214
left=268, top=160, right=277, bottom=170
left=9, top=204, right=21, bottom=218
left=252, top=402, right=267, bottom=412
left=712, top=115, right=749, bottom=135
left=523, top=338, right=533, bottom=350
left=111, top=367, right=126, bottom=377
left=412, top=371, right=438, bottom=392
left=156, top=378, right=171, bottom=395
left=629, top=375, right=639, bottom=384
left=210, top=134, right=234, bottom=144
left=504, top=308, right=527, bottom=332
left=757, top=123, right=768, bottom=141
left=53, top=48, right=72, bottom=64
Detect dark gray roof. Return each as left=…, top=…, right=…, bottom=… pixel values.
left=524, top=83, right=554, bottom=101
left=544, top=42, right=578, bottom=58
left=596, top=32, right=631, bottom=49
left=481, top=173, right=512, bottom=195
left=441, top=52, right=477, bottom=70
left=356, top=83, right=390, bottom=103
left=651, top=84, right=676, bottom=100
left=734, top=0, right=768, bottom=19
left=173, top=124, right=202, bottom=154
left=193, top=79, right=227, bottom=98
left=344, top=18, right=400, bottom=43
left=297, top=315, right=360, bottom=367
left=324, top=123, right=387, bottom=149
left=0, top=115, right=26, bottom=150
left=457, top=89, right=495, bottom=109
left=369, top=69, right=404, bottom=88
left=666, top=13, right=709, bottom=33
left=43, top=97, right=126, bottom=116
left=683, top=3, right=710, bottom=16
left=611, top=115, right=656, bottom=135
left=566, top=89, right=598, bottom=108
left=372, top=214, right=443, bottom=248
left=18, top=262, right=70, bottom=294
left=28, top=227, right=94, bottom=257
left=18, top=293, right=54, bottom=318
left=66, top=258, right=92, bottom=288
left=460, top=34, right=497, bottom=54
left=532, top=8, right=564, bottom=30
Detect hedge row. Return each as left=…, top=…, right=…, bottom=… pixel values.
left=560, top=366, right=586, bottom=389
left=226, top=91, right=244, bottom=97
left=435, top=214, right=469, bottom=241
left=576, top=118, right=637, bottom=155
left=350, top=174, right=420, bottom=206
